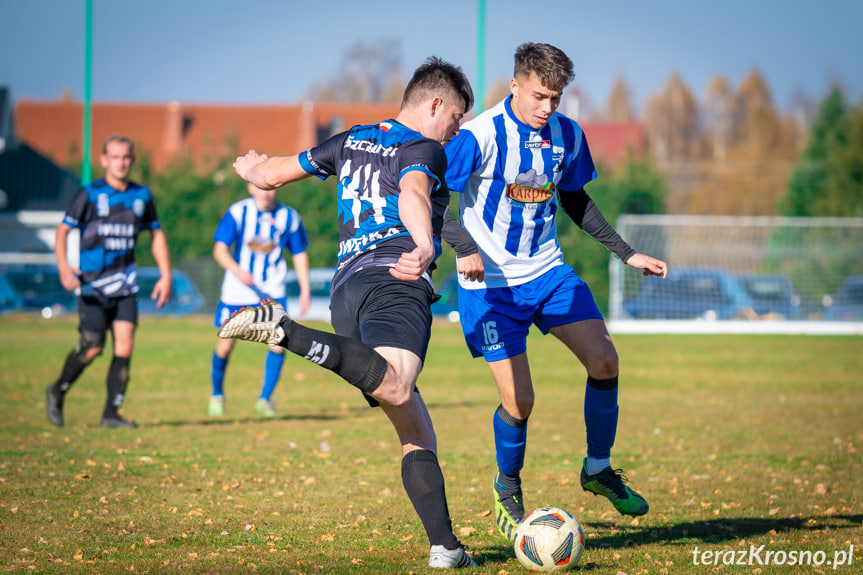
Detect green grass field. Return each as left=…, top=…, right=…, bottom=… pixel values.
left=1, top=314, right=861, bottom=574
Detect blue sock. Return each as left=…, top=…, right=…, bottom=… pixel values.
left=493, top=405, right=528, bottom=476
left=211, top=353, right=228, bottom=397
left=259, top=350, right=285, bottom=401
left=584, top=376, right=619, bottom=459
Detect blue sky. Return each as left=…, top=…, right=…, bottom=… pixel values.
left=2, top=0, right=861, bottom=114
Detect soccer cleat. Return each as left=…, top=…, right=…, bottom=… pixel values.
left=218, top=299, right=287, bottom=345
left=208, top=395, right=226, bottom=416
left=428, top=545, right=478, bottom=569
left=493, top=472, right=524, bottom=542
left=255, top=398, right=277, bottom=417
left=100, top=414, right=138, bottom=428
left=45, top=385, right=64, bottom=427
left=580, top=458, right=649, bottom=516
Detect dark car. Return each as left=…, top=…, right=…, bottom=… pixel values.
left=431, top=272, right=461, bottom=323
left=623, top=267, right=754, bottom=320
left=0, top=274, right=23, bottom=314
left=1, top=264, right=78, bottom=318
left=136, top=267, right=205, bottom=315
left=823, top=275, right=863, bottom=321
left=737, top=274, right=802, bottom=319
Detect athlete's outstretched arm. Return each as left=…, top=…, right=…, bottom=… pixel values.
left=559, top=187, right=668, bottom=278
left=233, top=150, right=312, bottom=190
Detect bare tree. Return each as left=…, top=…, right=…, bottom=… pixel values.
left=304, top=39, right=405, bottom=103
left=602, top=74, right=635, bottom=122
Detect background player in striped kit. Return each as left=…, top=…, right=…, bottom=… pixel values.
left=209, top=182, right=311, bottom=417
left=45, top=134, right=173, bottom=428
left=444, top=43, right=668, bottom=541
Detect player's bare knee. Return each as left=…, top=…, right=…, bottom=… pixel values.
left=589, top=349, right=618, bottom=380
left=76, top=330, right=104, bottom=364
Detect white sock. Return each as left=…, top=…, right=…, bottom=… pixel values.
left=586, top=457, right=610, bottom=476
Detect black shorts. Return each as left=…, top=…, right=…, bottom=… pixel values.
left=330, top=266, right=434, bottom=363
left=78, top=293, right=138, bottom=345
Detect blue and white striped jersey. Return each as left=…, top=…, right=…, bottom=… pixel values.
left=445, top=95, right=597, bottom=289
left=214, top=198, right=308, bottom=305
left=299, top=120, right=449, bottom=288
left=62, top=179, right=160, bottom=298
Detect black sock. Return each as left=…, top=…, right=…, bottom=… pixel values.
left=104, top=356, right=130, bottom=418
left=402, top=450, right=460, bottom=549
left=278, top=317, right=388, bottom=394
left=53, top=349, right=90, bottom=395
left=496, top=470, right=521, bottom=492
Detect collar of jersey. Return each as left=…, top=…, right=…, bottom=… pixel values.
left=504, top=95, right=552, bottom=138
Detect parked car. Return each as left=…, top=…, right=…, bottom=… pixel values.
left=286, top=267, right=335, bottom=323
left=431, top=272, right=461, bottom=322
left=737, top=274, right=802, bottom=319
left=137, top=267, right=206, bottom=315
left=1, top=264, right=78, bottom=318
left=0, top=274, right=23, bottom=314
left=823, top=275, right=863, bottom=321
left=622, top=267, right=754, bottom=320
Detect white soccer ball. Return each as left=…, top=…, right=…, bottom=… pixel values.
left=513, top=506, right=585, bottom=573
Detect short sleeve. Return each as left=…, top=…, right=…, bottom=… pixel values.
left=62, top=189, right=90, bottom=228
left=443, top=131, right=482, bottom=193
left=557, top=131, right=598, bottom=192
left=213, top=211, right=238, bottom=246
left=397, top=138, right=447, bottom=192
left=301, top=131, right=350, bottom=180
left=141, top=192, right=161, bottom=231
left=284, top=210, right=309, bottom=255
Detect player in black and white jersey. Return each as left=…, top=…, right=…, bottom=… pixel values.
left=45, top=134, right=173, bottom=428
left=220, top=58, right=483, bottom=569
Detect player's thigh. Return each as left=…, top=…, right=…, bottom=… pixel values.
left=334, top=268, right=435, bottom=362
left=111, top=320, right=136, bottom=357
left=375, top=345, right=423, bottom=395
left=110, top=295, right=138, bottom=357
left=533, top=265, right=603, bottom=334
left=458, top=286, right=534, bottom=361
left=77, top=295, right=110, bottom=351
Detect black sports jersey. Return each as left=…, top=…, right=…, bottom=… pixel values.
left=61, top=179, right=160, bottom=298
left=299, top=120, right=450, bottom=287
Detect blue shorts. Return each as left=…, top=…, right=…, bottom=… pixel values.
left=213, top=296, right=288, bottom=329
left=458, top=264, right=603, bottom=361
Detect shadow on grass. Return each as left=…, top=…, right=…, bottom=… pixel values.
left=586, top=514, right=863, bottom=548
left=135, top=413, right=348, bottom=428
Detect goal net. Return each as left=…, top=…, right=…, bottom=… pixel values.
left=608, top=215, right=863, bottom=335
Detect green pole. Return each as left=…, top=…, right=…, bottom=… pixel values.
left=476, top=0, right=486, bottom=113
left=81, top=0, right=93, bottom=185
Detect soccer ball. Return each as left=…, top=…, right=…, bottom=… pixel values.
left=513, top=506, right=585, bottom=573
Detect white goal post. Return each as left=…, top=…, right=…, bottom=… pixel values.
left=607, top=215, right=863, bottom=335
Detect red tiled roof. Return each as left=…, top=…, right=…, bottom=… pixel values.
left=14, top=100, right=639, bottom=172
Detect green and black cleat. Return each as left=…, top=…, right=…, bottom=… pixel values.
left=580, top=458, right=649, bottom=516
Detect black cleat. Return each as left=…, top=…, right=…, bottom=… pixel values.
left=100, top=414, right=138, bottom=428
left=45, top=385, right=63, bottom=427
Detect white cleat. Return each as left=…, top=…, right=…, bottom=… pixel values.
left=218, top=299, right=286, bottom=345
left=428, top=545, right=477, bottom=569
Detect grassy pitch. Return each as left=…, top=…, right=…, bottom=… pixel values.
left=1, top=314, right=860, bottom=573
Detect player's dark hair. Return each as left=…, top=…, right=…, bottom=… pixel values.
left=402, top=56, right=474, bottom=114
left=102, top=134, right=135, bottom=155
left=514, top=43, right=574, bottom=92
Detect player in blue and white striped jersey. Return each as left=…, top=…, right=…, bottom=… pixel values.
left=209, top=183, right=311, bottom=418
left=445, top=43, right=668, bottom=541
left=45, top=134, right=173, bottom=429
